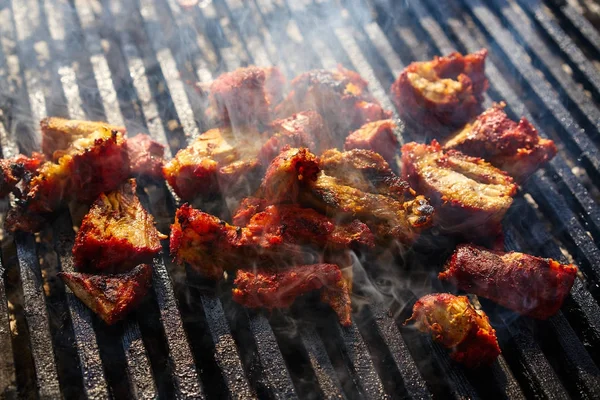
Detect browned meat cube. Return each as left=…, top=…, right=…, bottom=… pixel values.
left=405, top=293, right=501, bottom=367
left=391, top=50, right=488, bottom=138
left=276, top=66, right=391, bottom=147
left=444, top=103, right=557, bottom=181
left=40, top=117, right=126, bottom=159
left=127, top=133, right=165, bottom=179
left=259, top=111, right=324, bottom=161
left=344, top=119, right=401, bottom=168
left=73, top=179, right=167, bottom=273
left=0, top=153, right=45, bottom=198
left=59, top=264, right=152, bottom=325
left=208, top=66, right=285, bottom=128
left=401, top=141, right=516, bottom=239
left=439, top=244, right=577, bottom=319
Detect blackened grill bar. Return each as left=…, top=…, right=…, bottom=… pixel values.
left=0, top=0, right=599, bottom=399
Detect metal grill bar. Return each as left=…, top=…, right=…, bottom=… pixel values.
left=0, top=256, right=15, bottom=398
left=554, top=1, right=600, bottom=56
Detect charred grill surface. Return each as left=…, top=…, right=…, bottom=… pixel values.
left=0, top=0, right=599, bottom=399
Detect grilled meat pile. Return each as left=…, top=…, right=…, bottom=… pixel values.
left=0, top=50, right=576, bottom=366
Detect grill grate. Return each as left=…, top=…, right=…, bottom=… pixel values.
left=1, top=0, right=600, bottom=398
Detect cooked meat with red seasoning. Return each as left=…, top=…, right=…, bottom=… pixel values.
left=401, top=141, right=516, bottom=238
left=276, top=66, right=391, bottom=147
left=40, top=117, right=126, bottom=159
left=17, top=127, right=129, bottom=218
left=73, top=179, right=167, bottom=273
left=163, top=126, right=268, bottom=201
left=344, top=119, right=401, bottom=168
left=232, top=263, right=352, bottom=326
left=127, top=133, right=165, bottom=179
left=59, top=264, right=152, bottom=325
left=232, top=196, right=268, bottom=226
left=0, top=153, right=44, bottom=198
left=444, top=103, right=557, bottom=181
left=320, top=272, right=352, bottom=327
left=208, top=66, right=285, bottom=128
left=170, top=203, right=374, bottom=279
left=259, top=111, right=323, bottom=161
left=391, top=50, right=488, bottom=137
left=439, top=244, right=578, bottom=319
left=405, top=293, right=501, bottom=367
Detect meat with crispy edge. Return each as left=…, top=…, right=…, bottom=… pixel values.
left=10, top=127, right=129, bottom=221
left=439, top=244, right=577, bottom=319
left=0, top=153, right=45, bottom=198
left=405, top=293, right=501, bottom=367
left=259, top=111, right=324, bottom=161
left=40, top=117, right=127, bottom=160
left=344, top=119, right=401, bottom=169
left=170, top=203, right=375, bottom=279
left=163, top=126, right=268, bottom=201
left=401, top=140, right=516, bottom=238
left=443, top=103, right=557, bottom=181
left=276, top=66, right=391, bottom=147
left=233, top=263, right=352, bottom=326
left=73, top=179, right=167, bottom=273
left=391, top=50, right=488, bottom=137
left=127, top=133, right=165, bottom=179
left=59, top=264, right=152, bottom=325
left=208, top=66, right=285, bottom=128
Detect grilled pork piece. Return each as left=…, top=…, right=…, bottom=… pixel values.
left=12, top=127, right=129, bottom=219
left=401, top=141, right=516, bottom=238
left=163, top=126, right=268, bottom=201
left=276, top=66, right=391, bottom=147
left=344, top=119, right=401, bottom=169
left=59, top=264, right=152, bottom=325
left=170, top=203, right=374, bottom=279
left=233, top=263, right=352, bottom=326
left=444, top=103, right=557, bottom=181
left=406, top=293, right=501, bottom=367
left=40, top=117, right=126, bottom=159
left=391, top=50, right=488, bottom=138
left=440, top=244, right=577, bottom=319
left=208, top=66, right=285, bottom=128
left=0, top=153, right=44, bottom=198
left=127, top=134, right=165, bottom=179
left=259, top=111, right=323, bottom=161
left=73, top=179, right=166, bottom=272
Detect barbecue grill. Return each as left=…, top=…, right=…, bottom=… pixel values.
left=0, top=0, right=599, bottom=398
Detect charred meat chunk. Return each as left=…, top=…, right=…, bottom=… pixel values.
left=401, top=141, right=516, bottom=238
left=170, top=203, right=374, bottom=279
left=73, top=179, right=167, bottom=272
left=163, top=126, right=268, bottom=201
left=276, top=66, right=391, bottom=147
left=391, top=50, right=488, bottom=137
left=233, top=263, right=352, bottom=326
left=405, top=293, right=501, bottom=367
left=59, top=264, right=152, bottom=325
left=232, top=196, right=268, bottom=226
left=127, top=133, right=165, bottom=179
left=208, top=66, right=285, bottom=128
left=440, top=244, right=577, bottom=319
left=444, top=103, right=557, bottom=181
left=41, top=117, right=126, bottom=159
left=344, top=119, right=401, bottom=169
left=22, top=127, right=129, bottom=215
left=259, top=111, right=323, bottom=161
left=0, top=153, right=44, bottom=198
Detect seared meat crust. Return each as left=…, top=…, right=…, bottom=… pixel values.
left=276, top=66, right=391, bottom=147
left=344, top=119, right=401, bottom=168
left=259, top=111, right=323, bottom=161
left=59, top=264, right=152, bottom=325
left=405, top=293, right=501, bottom=367
left=208, top=66, right=285, bottom=128
left=40, top=117, right=126, bottom=159
left=444, top=103, right=557, bottom=181
left=127, top=133, right=165, bottom=179
left=73, top=179, right=166, bottom=272
left=440, top=244, right=577, bottom=319
left=401, top=141, right=516, bottom=238
left=170, top=203, right=374, bottom=279
left=232, top=263, right=352, bottom=326
left=0, top=153, right=44, bottom=198
left=391, top=50, right=488, bottom=137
